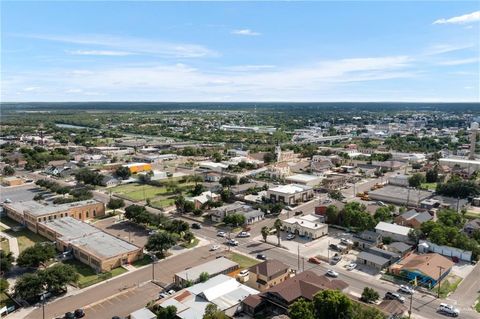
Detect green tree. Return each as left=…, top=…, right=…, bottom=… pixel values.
left=326, top=205, right=339, bottom=224
left=289, top=298, right=315, bottom=319
left=360, top=287, right=379, bottom=303
left=107, top=198, right=125, bottom=212
left=408, top=173, right=425, bottom=188
left=199, top=272, right=210, bottom=283
left=145, top=232, right=177, bottom=258
left=3, top=165, right=15, bottom=176
left=13, top=273, right=44, bottom=301
left=270, top=203, right=284, bottom=215
left=223, top=213, right=246, bottom=227
left=261, top=226, right=270, bottom=243
left=0, top=250, right=14, bottom=273
left=191, top=184, right=206, bottom=196
left=17, top=243, right=56, bottom=268
left=203, top=304, right=228, bottom=319
left=263, top=152, right=276, bottom=164
left=313, top=290, right=353, bottom=319
left=115, top=166, right=131, bottom=180
left=374, top=207, right=392, bottom=222
left=274, top=218, right=283, bottom=246
left=40, top=264, right=79, bottom=293
left=0, top=278, right=9, bottom=294
left=219, top=176, right=237, bottom=189
left=156, top=305, right=177, bottom=319
left=426, top=168, right=438, bottom=183
left=328, top=190, right=345, bottom=201
left=74, top=167, right=104, bottom=186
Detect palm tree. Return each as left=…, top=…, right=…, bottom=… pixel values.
left=274, top=219, right=282, bottom=246
left=261, top=226, right=270, bottom=243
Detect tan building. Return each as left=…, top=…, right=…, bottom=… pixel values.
left=1, top=176, right=24, bottom=187
left=38, top=217, right=142, bottom=272
left=267, top=184, right=314, bottom=205
left=3, top=199, right=105, bottom=232
left=247, top=259, right=291, bottom=292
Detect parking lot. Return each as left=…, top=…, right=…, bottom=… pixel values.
left=0, top=184, right=40, bottom=202
left=93, top=216, right=149, bottom=247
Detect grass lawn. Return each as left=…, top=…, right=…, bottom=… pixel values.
left=465, top=210, right=480, bottom=220
left=432, top=276, right=462, bottom=298
left=64, top=259, right=128, bottom=288
left=1, top=238, right=10, bottom=253
left=4, top=228, right=48, bottom=252
left=110, top=182, right=194, bottom=202
left=151, top=197, right=176, bottom=209
left=475, top=296, right=480, bottom=313
left=227, top=252, right=260, bottom=269
left=132, top=255, right=152, bottom=268
left=421, top=182, right=437, bottom=190
left=181, top=238, right=199, bottom=249
left=0, top=292, right=15, bottom=309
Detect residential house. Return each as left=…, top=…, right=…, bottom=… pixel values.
left=174, top=257, right=239, bottom=287
left=463, top=218, right=480, bottom=237
left=386, top=242, right=413, bottom=257
left=247, top=260, right=291, bottom=292
left=375, top=222, right=413, bottom=243
left=394, top=209, right=433, bottom=229
left=210, top=202, right=250, bottom=223
left=356, top=247, right=401, bottom=271
left=102, top=175, right=120, bottom=187
left=353, top=230, right=383, bottom=250
left=188, top=191, right=221, bottom=210
left=282, top=214, right=328, bottom=239
left=243, top=209, right=265, bottom=225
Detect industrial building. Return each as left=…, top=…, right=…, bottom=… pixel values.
left=369, top=185, right=432, bottom=207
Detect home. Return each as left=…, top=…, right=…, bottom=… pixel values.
left=174, top=257, right=239, bottom=287
left=210, top=202, right=250, bottom=223
left=356, top=247, right=401, bottom=271
left=247, top=259, right=291, bottom=292
left=267, top=184, right=314, bottom=205
left=243, top=209, right=265, bottom=225
left=159, top=274, right=258, bottom=319
left=394, top=209, right=433, bottom=229
left=386, top=242, right=413, bottom=257
left=389, top=253, right=454, bottom=287
left=282, top=214, right=328, bottom=240
left=375, top=222, right=413, bottom=244
left=352, top=230, right=383, bottom=250
left=188, top=191, right=221, bottom=210
left=102, top=175, right=120, bottom=187
left=463, top=218, right=480, bottom=237
left=204, top=171, right=222, bottom=182
left=242, top=271, right=348, bottom=317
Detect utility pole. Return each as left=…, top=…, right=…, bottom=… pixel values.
left=408, top=277, right=416, bottom=319
left=437, top=266, right=445, bottom=298
left=297, top=244, right=300, bottom=271
left=42, top=293, right=45, bottom=319
left=151, top=254, right=156, bottom=281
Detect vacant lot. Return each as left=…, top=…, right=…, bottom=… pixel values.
left=110, top=182, right=194, bottom=203
left=227, top=252, right=260, bottom=269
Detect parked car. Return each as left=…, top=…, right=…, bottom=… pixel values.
left=227, top=239, right=239, bottom=246
left=64, top=312, right=75, bottom=319
left=438, top=303, right=459, bottom=317
left=346, top=262, right=357, bottom=271
left=210, top=245, right=220, bottom=251
left=256, top=254, right=267, bottom=260
left=237, top=231, right=251, bottom=238
left=239, top=269, right=249, bottom=277
left=159, top=292, right=169, bottom=299
left=191, top=223, right=201, bottom=229
left=398, top=285, right=414, bottom=295
left=286, top=234, right=296, bottom=240
left=326, top=269, right=339, bottom=278
left=148, top=230, right=157, bottom=235
left=217, top=231, right=227, bottom=237
left=74, top=309, right=85, bottom=318
left=329, top=243, right=341, bottom=251
left=340, top=238, right=353, bottom=245
left=167, top=289, right=176, bottom=295
left=308, top=257, right=322, bottom=264
left=384, top=292, right=405, bottom=303
left=3, top=198, right=12, bottom=203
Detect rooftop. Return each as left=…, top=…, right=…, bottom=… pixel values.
left=283, top=214, right=326, bottom=230
left=40, top=217, right=98, bottom=241
left=375, top=221, right=412, bottom=236
left=393, top=253, right=454, bottom=280
left=285, top=174, right=322, bottom=183
left=175, top=257, right=238, bottom=282
left=70, top=231, right=140, bottom=259
left=5, top=199, right=102, bottom=217
left=269, top=184, right=312, bottom=194
left=249, top=259, right=289, bottom=278
left=358, top=251, right=390, bottom=266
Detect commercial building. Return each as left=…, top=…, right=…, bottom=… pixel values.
left=389, top=253, right=454, bottom=287
left=282, top=214, right=328, bottom=240
left=247, top=260, right=291, bottom=292
left=174, top=257, right=239, bottom=287
left=357, top=246, right=401, bottom=271
left=418, top=240, right=472, bottom=262
left=3, top=199, right=105, bottom=232
left=123, top=163, right=152, bottom=174
left=439, top=158, right=480, bottom=174
left=38, top=217, right=142, bottom=272
left=285, top=174, right=323, bottom=187
left=369, top=185, right=432, bottom=207
left=267, top=184, right=314, bottom=205
left=375, top=222, right=413, bottom=243
left=388, top=174, right=409, bottom=187
left=159, top=274, right=258, bottom=319
left=321, top=174, right=348, bottom=190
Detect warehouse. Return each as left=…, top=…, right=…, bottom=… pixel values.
left=285, top=174, right=323, bottom=187
left=369, top=185, right=432, bottom=207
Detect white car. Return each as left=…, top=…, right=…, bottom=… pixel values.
left=217, top=231, right=227, bottom=237
left=210, top=245, right=220, bottom=251
left=326, top=269, right=339, bottom=277
left=227, top=239, right=239, bottom=246
left=399, top=285, right=414, bottom=295
left=286, top=234, right=296, bottom=240
left=237, top=231, right=251, bottom=238
left=340, top=238, right=353, bottom=245
left=346, top=262, right=357, bottom=271
left=438, top=303, right=459, bottom=317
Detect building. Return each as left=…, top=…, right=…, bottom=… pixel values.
left=160, top=274, right=258, bottom=319
left=243, top=209, right=265, bottom=225
left=463, top=218, right=480, bottom=237
left=242, top=271, right=348, bottom=317
left=389, top=253, right=454, bottom=287
left=394, top=209, right=433, bottom=229
left=282, top=214, right=328, bottom=239
left=247, top=260, right=291, bottom=292
left=375, top=222, right=413, bottom=243
left=439, top=158, right=480, bottom=175
left=198, top=161, right=228, bottom=172
left=174, top=257, right=239, bottom=287
left=3, top=199, right=105, bottom=232
left=418, top=240, right=472, bottom=262
left=369, top=185, right=432, bottom=207
left=352, top=230, right=383, bottom=250
left=267, top=163, right=291, bottom=179
left=285, top=174, right=323, bottom=187
left=386, top=242, right=413, bottom=256
left=188, top=191, right=221, bottom=210
left=357, top=247, right=400, bottom=271
left=388, top=174, right=409, bottom=187
left=210, top=202, right=250, bottom=223
left=267, top=184, right=314, bottom=205
left=37, top=217, right=142, bottom=272
left=123, top=163, right=152, bottom=174
left=321, top=174, right=348, bottom=190
left=130, top=308, right=156, bottom=319
left=1, top=176, right=24, bottom=187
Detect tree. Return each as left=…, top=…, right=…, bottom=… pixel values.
left=219, top=176, right=237, bottom=189
left=328, top=190, right=344, bottom=201
left=124, top=205, right=152, bottom=225
left=270, top=203, right=284, bottom=215
left=223, top=213, right=246, bottom=227
left=0, top=278, right=9, bottom=294
left=239, top=177, right=250, bottom=184
left=191, top=184, right=206, bottom=196
left=274, top=218, right=283, bottom=246
left=203, top=304, right=228, bottom=319
left=145, top=232, right=177, bottom=258
left=156, top=305, right=177, bottom=319
left=313, top=290, right=353, bottom=319
left=13, top=272, right=44, bottom=301
left=107, top=198, right=125, bottom=212
left=408, top=173, right=425, bottom=188
left=0, top=250, right=14, bottom=273
left=426, top=168, right=438, bottom=183
left=289, top=298, right=315, bottom=319
left=263, top=152, right=276, bottom=164
left=40, top=264, right=79, bottom=293
left=361, top=287, right=379, bottom=303
left=74, top=168, right=104, bottom=186
left=188, top=174, right=204, bottom=186
left=17, top=243, right=56, bottom=268
left=374, top=207, right=392, bottom=222
left=115, top=166, right=131, bottom=180
left=165, top=220, right=190, bottom=234
left=326, top=205, right=339, bottom=224
left=199, top=272, right=210, bottom=283
left=220, top=189, right=234, bottom=203
left=261, top=226, right=270, bottom=243
left=3, top=165, right=15, bottom=176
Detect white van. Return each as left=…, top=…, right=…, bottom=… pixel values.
left=438, top=303, right=459, bottom=317
left=239, top=269, right=249, bottom=277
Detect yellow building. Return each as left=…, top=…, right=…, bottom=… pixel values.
left=123, top=162, right=152, bottom=174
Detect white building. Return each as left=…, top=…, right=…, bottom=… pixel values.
left=267, top=184, right=314, bottom=205
left=199, top=161, right=229, bottom=172
left=285, top=174, right=323, bottom=187
left=375, top=222, right=413, bottom=243
left=439, top=158, right=480, bottom=174
left=388, top=174, right=409, bottom=187
left=282, top=214, right=328, bottom=239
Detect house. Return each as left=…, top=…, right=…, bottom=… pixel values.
left=174, top=257, right=239, bottom=287
left=394, top=209, right=433, bottom=229
left=159, top=274, right=258, bottom=319
left=282, top=214, right=328, bottom=239
left=356, top=247, right=401, bottom=271
left=310, top=156, right=333, bottom=172
left=375, top=222, right=413, bottom=243
left=204, top=171, right=221, bottom=182
left=242, top=271, right=348, bottom=317
left=386, top=242, right=412, bottom=256
left=210, top=202, right=250, bottom=223
left=463, top=218, right=480, bottom=237
left=267, top=184, right=314, bottom=205
left=243, top=209, right=265, bottom=224
left=102, top=175, right=120, bottom=187
left=247, top=259, right=291, bottom=292
left=188, top=191, right=221, bottom=210
left=389, top=253, right=454, bottom=287
left=353, top=230, right=383, bottom=250
left=285, top=174, right=323, bottom=187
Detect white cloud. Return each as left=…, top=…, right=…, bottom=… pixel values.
left=424, top=44, right=474, bottom=55
left=433, top=11, right=480, bottom=25
left=231, top=29, right=261, bottom=36
left=67, top=50, right=133, bottom=56
left=438, top=58, right=479, bottom=66
left=17, top=33, right=218, bottom=58
left=224, top=65, right=276, bottom=71
left=23, top=87, right=40, bottom=92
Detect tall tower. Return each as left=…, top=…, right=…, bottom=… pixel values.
left=469, top=122, right=478, bottom=160
left=275, top=144, right=282, bottom=163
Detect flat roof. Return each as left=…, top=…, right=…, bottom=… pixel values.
left=70, top=231, right=140, bottom=259
left=269, top=184, right=312, bottom=194
left=175, top=257, right=238, bottom=281
left=358, top=251, right=390, bottom=266
left=369, top=185, right=431, bottom=202
left=285, top=174, right=322, bottom=183
left=5, top=199, right=102, bottom=217
left=375, top=222, right=412, bottom=236
left=40, top=217, right=98, bottom=241
left=440, top=158, right=480, bottom=165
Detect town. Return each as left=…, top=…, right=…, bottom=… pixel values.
left=1, top=103, right=480, bottom=319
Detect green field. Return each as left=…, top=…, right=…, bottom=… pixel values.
left=227, top=252, right=260, bottom=269
left=110, top=182, right=194, bottom=202
left=132, top=255, right=153, bottom=268
left=1, top=238, right=10, bottom=253
left=475, top=296, right=480, bottom=313
left=150, top=198, right=176, bottom=209
left=421, top=182, right=437, bottom=190
left=3, top=227, right=48, bottom=252
left=64, top=259, right=128, bottom=288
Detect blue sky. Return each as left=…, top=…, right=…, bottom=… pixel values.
left=1, top=1, right=479, bottom=102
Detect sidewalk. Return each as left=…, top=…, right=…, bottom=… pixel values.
left=0, top=222, right=20, bottom=258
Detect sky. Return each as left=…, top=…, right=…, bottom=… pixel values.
left=1, top=1, right=479, bottom=102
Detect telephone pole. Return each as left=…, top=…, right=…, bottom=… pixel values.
left=297, top=244, right=300, bottom=271
left=437, top=266, right=445, bottom=298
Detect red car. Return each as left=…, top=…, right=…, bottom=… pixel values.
left=308, top=257, right=322, bottom=264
